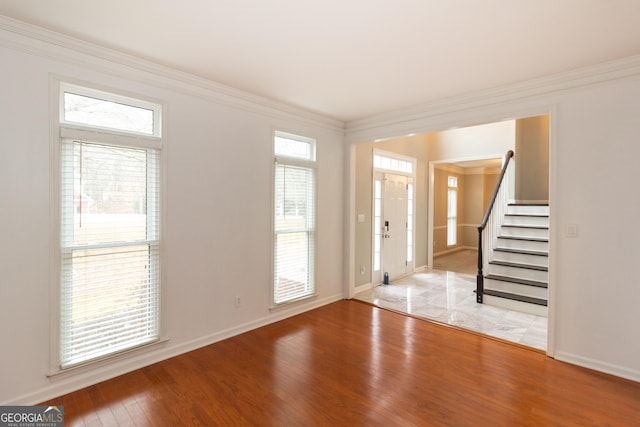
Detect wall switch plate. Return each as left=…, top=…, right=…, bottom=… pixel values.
left=357, top=214, right=365, bottom=223
left=565, top=224, right=578, bottom=237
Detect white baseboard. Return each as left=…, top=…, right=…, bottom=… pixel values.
left=3, top=293, right=344, bottom=406
left=434, top=246, right=477, bottom=257
left=354, top=282, right=373, bottom=294
left=554, top=351, right=640, bottom=383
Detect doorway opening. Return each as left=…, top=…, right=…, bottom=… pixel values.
left=352, top=115, right=551, bottom=352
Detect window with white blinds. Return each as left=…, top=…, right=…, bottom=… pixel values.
left=57, top=83, right=162, bottom=369
left=273, top=131, right=316, bottom=306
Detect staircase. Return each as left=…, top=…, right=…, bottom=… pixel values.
left=483, top=203, right=549, bottom=317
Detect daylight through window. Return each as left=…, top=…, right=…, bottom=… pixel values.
left=273, top=131, right=316, bottom=305
left=57, top=82, right=162, bottom=368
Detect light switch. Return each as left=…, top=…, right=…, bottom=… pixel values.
left=357, top=214, right=365, bottom=223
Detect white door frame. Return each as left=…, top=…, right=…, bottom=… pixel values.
left=371, top=149, right=416, bottom=284
left=345, top=107, right=557, bottom=358
left=427, top=154, right=505, bottom=268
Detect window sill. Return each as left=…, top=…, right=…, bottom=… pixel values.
left=48, top=336, right=170, bottom=380
left=269, top=293, right=318, bottom=311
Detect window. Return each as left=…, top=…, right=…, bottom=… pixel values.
left=374, top=152, right=413, bottom=174
left=447, top=176, right=458, bottom=246
left=56, top=82, right=162, bottom=369
left=373, top=179, right=382, bottom=272
left=273, top=131, right=316, bottom=305
left=407, top=182, right=414, bottom=262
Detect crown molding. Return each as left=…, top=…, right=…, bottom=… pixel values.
left=345, top=54, right=640, bottom=142
left=434, top=163, right=464, bottom=174
left=0, top=16, right=345, bottom=133
left=434, top=163, right=501, bottom=176
left=464, top=166, right=501, bottom=175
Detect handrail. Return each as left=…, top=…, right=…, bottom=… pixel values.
left=476, top=150, right=514, bottom=303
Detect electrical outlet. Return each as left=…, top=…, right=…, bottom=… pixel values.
left=234, top=296, right=241, bottom=308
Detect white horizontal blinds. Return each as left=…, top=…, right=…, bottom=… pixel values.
left=60, top=140, right=160, bottom=367
left=57, top=83, right=162, bottom=369
left=273, top=132, right=316, bottom=305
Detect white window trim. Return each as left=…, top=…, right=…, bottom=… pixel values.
left=49, top=77, right=166, bottom=375
left=373, top=148, right=416, bottom=176
left=270, top=130, right=318, bottom=309
left=59, top=81, right=163, bottom=138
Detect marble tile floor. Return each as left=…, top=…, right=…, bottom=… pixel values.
left=354, top=269, right=548, bottom=351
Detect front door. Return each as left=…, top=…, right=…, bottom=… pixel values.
left=382, top=173, right=408, bottom=281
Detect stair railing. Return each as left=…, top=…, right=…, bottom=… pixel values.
left=477, top=150, right=514, bottom=303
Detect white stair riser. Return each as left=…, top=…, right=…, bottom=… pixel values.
left=484, top=295, right=548, bottom=317
left=487, top=264, right=548, bottom=282
left=484, top=278, right=548, bottom=299
left=506, top=205, right=549, bottom=216
left=491, top=251, right=548, bottom=267
left=500, top=226, right=548, bottom=239
left=495, top=238, right=548, bottom=253
left=503, top=215, right=549, bottom=227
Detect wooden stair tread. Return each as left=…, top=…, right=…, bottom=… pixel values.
left=493, top=248, right=548, bottom=257
left=489, top=260, right=548, bottom=271
left=497, top=236, right=548, bottom=242
left=501, top=224, right=549, bottom=230
left=483, top=290, right=548, bottom=306
left=485, top=274, right=547, bottom=288
left=505, top=213, right=549, bottom=217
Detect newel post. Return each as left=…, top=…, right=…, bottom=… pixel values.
left=476, top=227, right=484, bottom=303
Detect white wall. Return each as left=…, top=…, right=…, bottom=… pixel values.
left=0, top=25, right=344, bottom=404
left=2, top=20, right=640, bottom=406
left=346, top=59, right=640, bottom=382
left=427, top=120, right=515, bottom=160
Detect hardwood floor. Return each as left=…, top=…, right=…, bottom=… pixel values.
left=43, top=300, right=640, bottom=426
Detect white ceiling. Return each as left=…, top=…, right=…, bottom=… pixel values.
left=1, top=0, right=640, bottom=122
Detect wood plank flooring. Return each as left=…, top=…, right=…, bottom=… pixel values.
left=42, top=300, right=640, bottom=426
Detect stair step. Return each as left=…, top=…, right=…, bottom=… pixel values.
left=497, top=235, right=548, bottom=243
left=502, top=224, right=548, bottom=230
left=489, top=260, right=548, bottom=272
left=509, top=202, right=549, bottom=205
left=493, top=248, right=548, bottom=257
left=484, top=276, right=548, bottom=300
left=486, top=262, right=548, bottom=282
left=505, top=212, right=549, bottom=217
left=491, top=249, right=548, bottom=268
left=506, top=204, right=549, bottom=216
left=483, top=289, right=548, bottom=306
left=495, top=237, right=548, bottom=253
left=483, top=294, right=548, bottom=317
left=503, top=214, right=549, bottom=227
left=500, top=225, right=549, bottom=239
left=485, top=274, right=547, bottom=288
